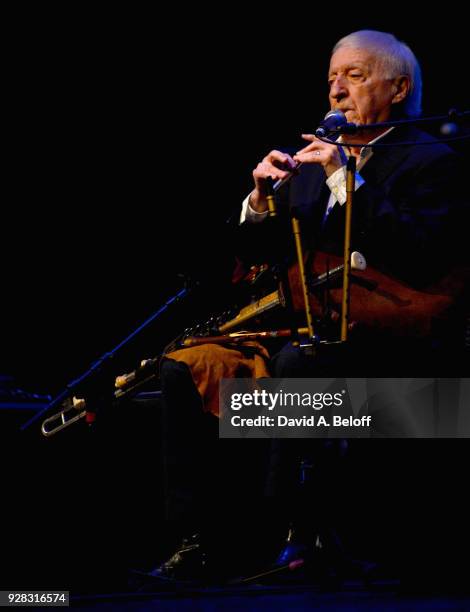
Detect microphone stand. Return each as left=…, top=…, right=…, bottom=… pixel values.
left=320, top=108, right=470, bottom=145
left=318, top=107, right=470, bottom=342
left=20, top=282, right=195, bottom=433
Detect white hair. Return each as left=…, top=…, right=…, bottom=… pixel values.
left=333, top=30, right=422, bottom=118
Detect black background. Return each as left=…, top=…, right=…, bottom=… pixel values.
left=1, top=9, right=469, bottom=596
left=2, top=13, right=468, bottom=395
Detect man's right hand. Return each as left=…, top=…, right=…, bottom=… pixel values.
left=249, top=150, right=297, bottom=212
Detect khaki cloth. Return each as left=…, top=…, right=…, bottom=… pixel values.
left=167, top=342, right=270, bottom=417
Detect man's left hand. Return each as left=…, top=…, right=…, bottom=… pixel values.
left=294, top=135, right=344, bottom=177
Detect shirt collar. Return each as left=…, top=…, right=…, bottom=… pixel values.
left=338, top=127, right=395, bottom=162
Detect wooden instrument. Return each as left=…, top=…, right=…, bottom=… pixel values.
left=220, top=251, right=468, bottom=338
left=110, top=250, right=467, bottom=401
left=41, top=251, right=466, bottom=436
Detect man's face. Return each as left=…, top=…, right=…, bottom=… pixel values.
left=328, top=47, right=399, bottom=126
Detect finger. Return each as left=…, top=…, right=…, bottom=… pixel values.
left=253, top=163, right=290, bottom=181
left=295, top=143, right=319, bottom=155
left=294, top=151, right=323, bottom=163
left=266, top=150, right=297, bottom=170
left=302, top=134, right=329, bottom=147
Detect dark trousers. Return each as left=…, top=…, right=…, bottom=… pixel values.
left=266, top=342, right=348, bottom=536
left=159, top=343, right=347, bottom=550
left=159, top=357, right=272, bottom=564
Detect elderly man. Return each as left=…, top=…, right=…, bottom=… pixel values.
left=242, top=30, right=460, bottom=308
left=152, top=30, right=466, bottom=584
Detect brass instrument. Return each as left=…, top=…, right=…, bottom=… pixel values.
left=39, top=251, right=367, bottom=437
left=39, top=327, right=310, bottom=437
left=41, top=397, right=87, bottom=437
left=341, top=156, right=356, bottom=341
left=41, top=245, right=462, bottom=437
left=181, top=328, right=310, bottom=347
left=40, top=358, right=161, bottom=437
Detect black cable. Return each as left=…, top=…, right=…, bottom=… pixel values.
left=316, top=133, right=470, bottom=148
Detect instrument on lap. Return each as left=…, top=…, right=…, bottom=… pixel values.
left=219, top=251, right=365, bottom=333
left=221, top=251, right=464, bottom=338
left=41, top=250, right=466, bottom=436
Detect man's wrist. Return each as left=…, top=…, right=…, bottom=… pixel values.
left=240, top=193, right=269, bottom=224
left=249, top=192, right=268, bottom=214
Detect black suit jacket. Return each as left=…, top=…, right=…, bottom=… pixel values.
left=237, top=126, right=465, bottom=289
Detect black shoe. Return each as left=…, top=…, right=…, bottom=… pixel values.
left=233, top=527, right=308, bottom=585
left=149, top=533, right=208, bottom=583
left=274, top=526, right=310, bottom=567
left=262, top=527, right=352, bottom=588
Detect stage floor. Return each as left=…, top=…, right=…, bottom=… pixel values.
left=72, top=581, right=470, bottom=611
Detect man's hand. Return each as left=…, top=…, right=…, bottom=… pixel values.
left=294, top=135, right=344, bottom=177
left=250, top=150, right=297, bottom=213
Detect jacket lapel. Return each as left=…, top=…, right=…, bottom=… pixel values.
left=358, top=125, right=420, bottom=185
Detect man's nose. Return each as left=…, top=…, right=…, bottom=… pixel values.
left=329, top=76, right=348, bottom=101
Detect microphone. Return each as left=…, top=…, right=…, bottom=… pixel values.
left=272, top=111, right=352, bottom=191
left=315, top=109, right=349, bottom=138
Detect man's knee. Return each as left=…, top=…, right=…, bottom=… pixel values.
left=270, top=342, right=306, bottom=377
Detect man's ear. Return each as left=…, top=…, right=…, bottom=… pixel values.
left=392, top=75, right=410, bottom=105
